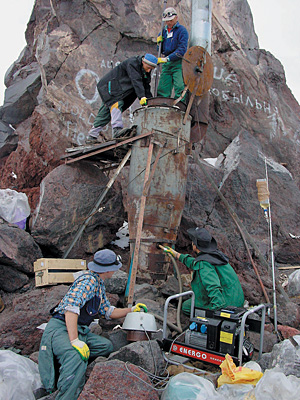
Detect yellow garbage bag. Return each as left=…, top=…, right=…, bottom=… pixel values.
left=217, top=354, right=263, bottom=387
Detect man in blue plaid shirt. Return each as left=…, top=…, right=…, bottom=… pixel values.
left=38, top=249, right=146, bottom=400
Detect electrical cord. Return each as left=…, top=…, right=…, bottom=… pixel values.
left=123, top=323, right=171, bottom=392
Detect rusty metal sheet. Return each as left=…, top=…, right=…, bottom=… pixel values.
left=182, top=46, right=213, bottom=96
left=127, top=105, right=191, bottom=280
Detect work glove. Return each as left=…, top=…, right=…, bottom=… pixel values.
left=139, top=97, right=147, bottom=106
left=157, top=57, right=168, bottom=64
left=131, top=303, right=148, bottom=313
left=71, top=338, right=90, bottom=361
left=157, top=35, right=163, bottom=44
left=163, top=246, right=180, bottom=259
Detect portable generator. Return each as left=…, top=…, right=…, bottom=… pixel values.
left=162, top=291, right=266, bottom=367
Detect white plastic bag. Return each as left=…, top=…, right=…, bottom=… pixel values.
left=0, top=189, right=30, bottom=229
left=0, top=350, right=43, bottom=400
left=161, top=372, right=225, bottom=400
left=217, top=383, right=255, bottom=399
left=254, top=368, right=300, bottom=400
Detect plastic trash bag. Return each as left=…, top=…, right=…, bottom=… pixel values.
left=254, top=368, right=300, bottom=400
left=243, top=361, right=262, bottom=372
left=0, top=189, right=30, bottom=229
left=217, top=354, right=263, bottom=387
left=0, top=350, right=43, bottom=400
left=217, top=383, right=255, bottom=399
left=161, top=372, right=225, bottom=400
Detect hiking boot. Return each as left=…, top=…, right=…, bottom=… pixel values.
left=85, top=136, right=100, bottom=145
left=112, top=127, right=125, bottom=138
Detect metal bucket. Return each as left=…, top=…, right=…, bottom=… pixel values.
left=127, top=101, right=191, bottom=281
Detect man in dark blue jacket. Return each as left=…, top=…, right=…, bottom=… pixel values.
left=157, top=7, right=189, bottom=100
left=86, top=54, right=157, bottom=144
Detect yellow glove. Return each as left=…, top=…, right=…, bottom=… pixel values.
left=163, top=246, right=179, bottom=259
left=71, top=338, right=90, bottom=361
left=157, top=35, right=163, bottom=44
left=139, top=97, right=147, bottom=106
left=131, top=303, right=148, bottom=313
left=157, top=57, right=168, bottom=64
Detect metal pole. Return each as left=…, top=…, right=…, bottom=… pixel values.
left=63, top=149, right=132, bottom=258
left=190, top=0, right=212, bottom=53
left=154, top=0, right=168, bottom=96
left=264, top=158, right=278, bottom=332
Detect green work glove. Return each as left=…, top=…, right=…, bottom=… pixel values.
left=71, top=338, right=90, bottom=361
left=157, top=57, right=168, bottom=64
left=131, top=303, right=148, bottom=313
left=157, top=35, right=163, bottom=44
left=163, top=246, right=179, bottom=259
left=139, top=97, right=147, bottom=106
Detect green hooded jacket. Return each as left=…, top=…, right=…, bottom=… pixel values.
left=179, top=254, right=244, bottom=313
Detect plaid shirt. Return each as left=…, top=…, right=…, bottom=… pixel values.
left=54, top=271, right=115, bottom=320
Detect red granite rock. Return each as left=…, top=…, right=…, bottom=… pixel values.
left=78, top=359, right=159, bottom=400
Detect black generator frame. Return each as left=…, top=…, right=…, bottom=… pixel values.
left=162, top=291, right=266, bottom=367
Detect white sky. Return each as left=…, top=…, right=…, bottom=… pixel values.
left=0, top=1, right=299, bottom=106
left=247, top=0, right=300, bottom=104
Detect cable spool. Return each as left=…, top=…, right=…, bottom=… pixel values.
left=256, top=179, right=270, bottom=208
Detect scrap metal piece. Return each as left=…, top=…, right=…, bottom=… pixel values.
left=182, top=46, right=214, bottom=97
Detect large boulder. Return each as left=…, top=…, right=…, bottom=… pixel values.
left=269, top=335, right=300, bottom=378
left=0, top=285, right=68, bottom=354
left=108, top=340, right=165, bottom=375
left=78, top=359, right=159, bottom=400
left=0, top=220, right=42, bottom=292
left=30, top=162, right=125, bottom=258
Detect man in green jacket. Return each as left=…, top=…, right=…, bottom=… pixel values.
left=164, top=227, right=244, bottom=314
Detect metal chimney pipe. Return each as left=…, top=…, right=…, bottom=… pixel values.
left=190, top=0, right=212, bottom=54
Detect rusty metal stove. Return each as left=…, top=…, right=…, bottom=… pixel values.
left=127, top=99, right=192, bottom=282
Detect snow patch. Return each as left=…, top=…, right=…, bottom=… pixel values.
left=111, top=221, right=129, bottom=249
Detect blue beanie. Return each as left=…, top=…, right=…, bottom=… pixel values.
left=143, top=53, right=158, bottom=67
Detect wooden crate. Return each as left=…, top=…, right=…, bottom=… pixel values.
left=34, top=258, right=86, bottom=287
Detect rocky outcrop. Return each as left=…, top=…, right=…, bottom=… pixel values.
left=0, top=0, right=299, bottom=351
left=0, top=0, right=298, bottom=270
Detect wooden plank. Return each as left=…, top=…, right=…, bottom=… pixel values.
left=127, top=140, right=154, bottom=307
left=35, top=271, right=80, bottom=287
left=48, top=272, right=77, bottom=283
left=34, top=258, right=86, bottom=272
left=127, top=140, right=164, bottom=307
left=62, top=141, right=116, bottom=158
left=64, top=131, right=153, bottom=164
